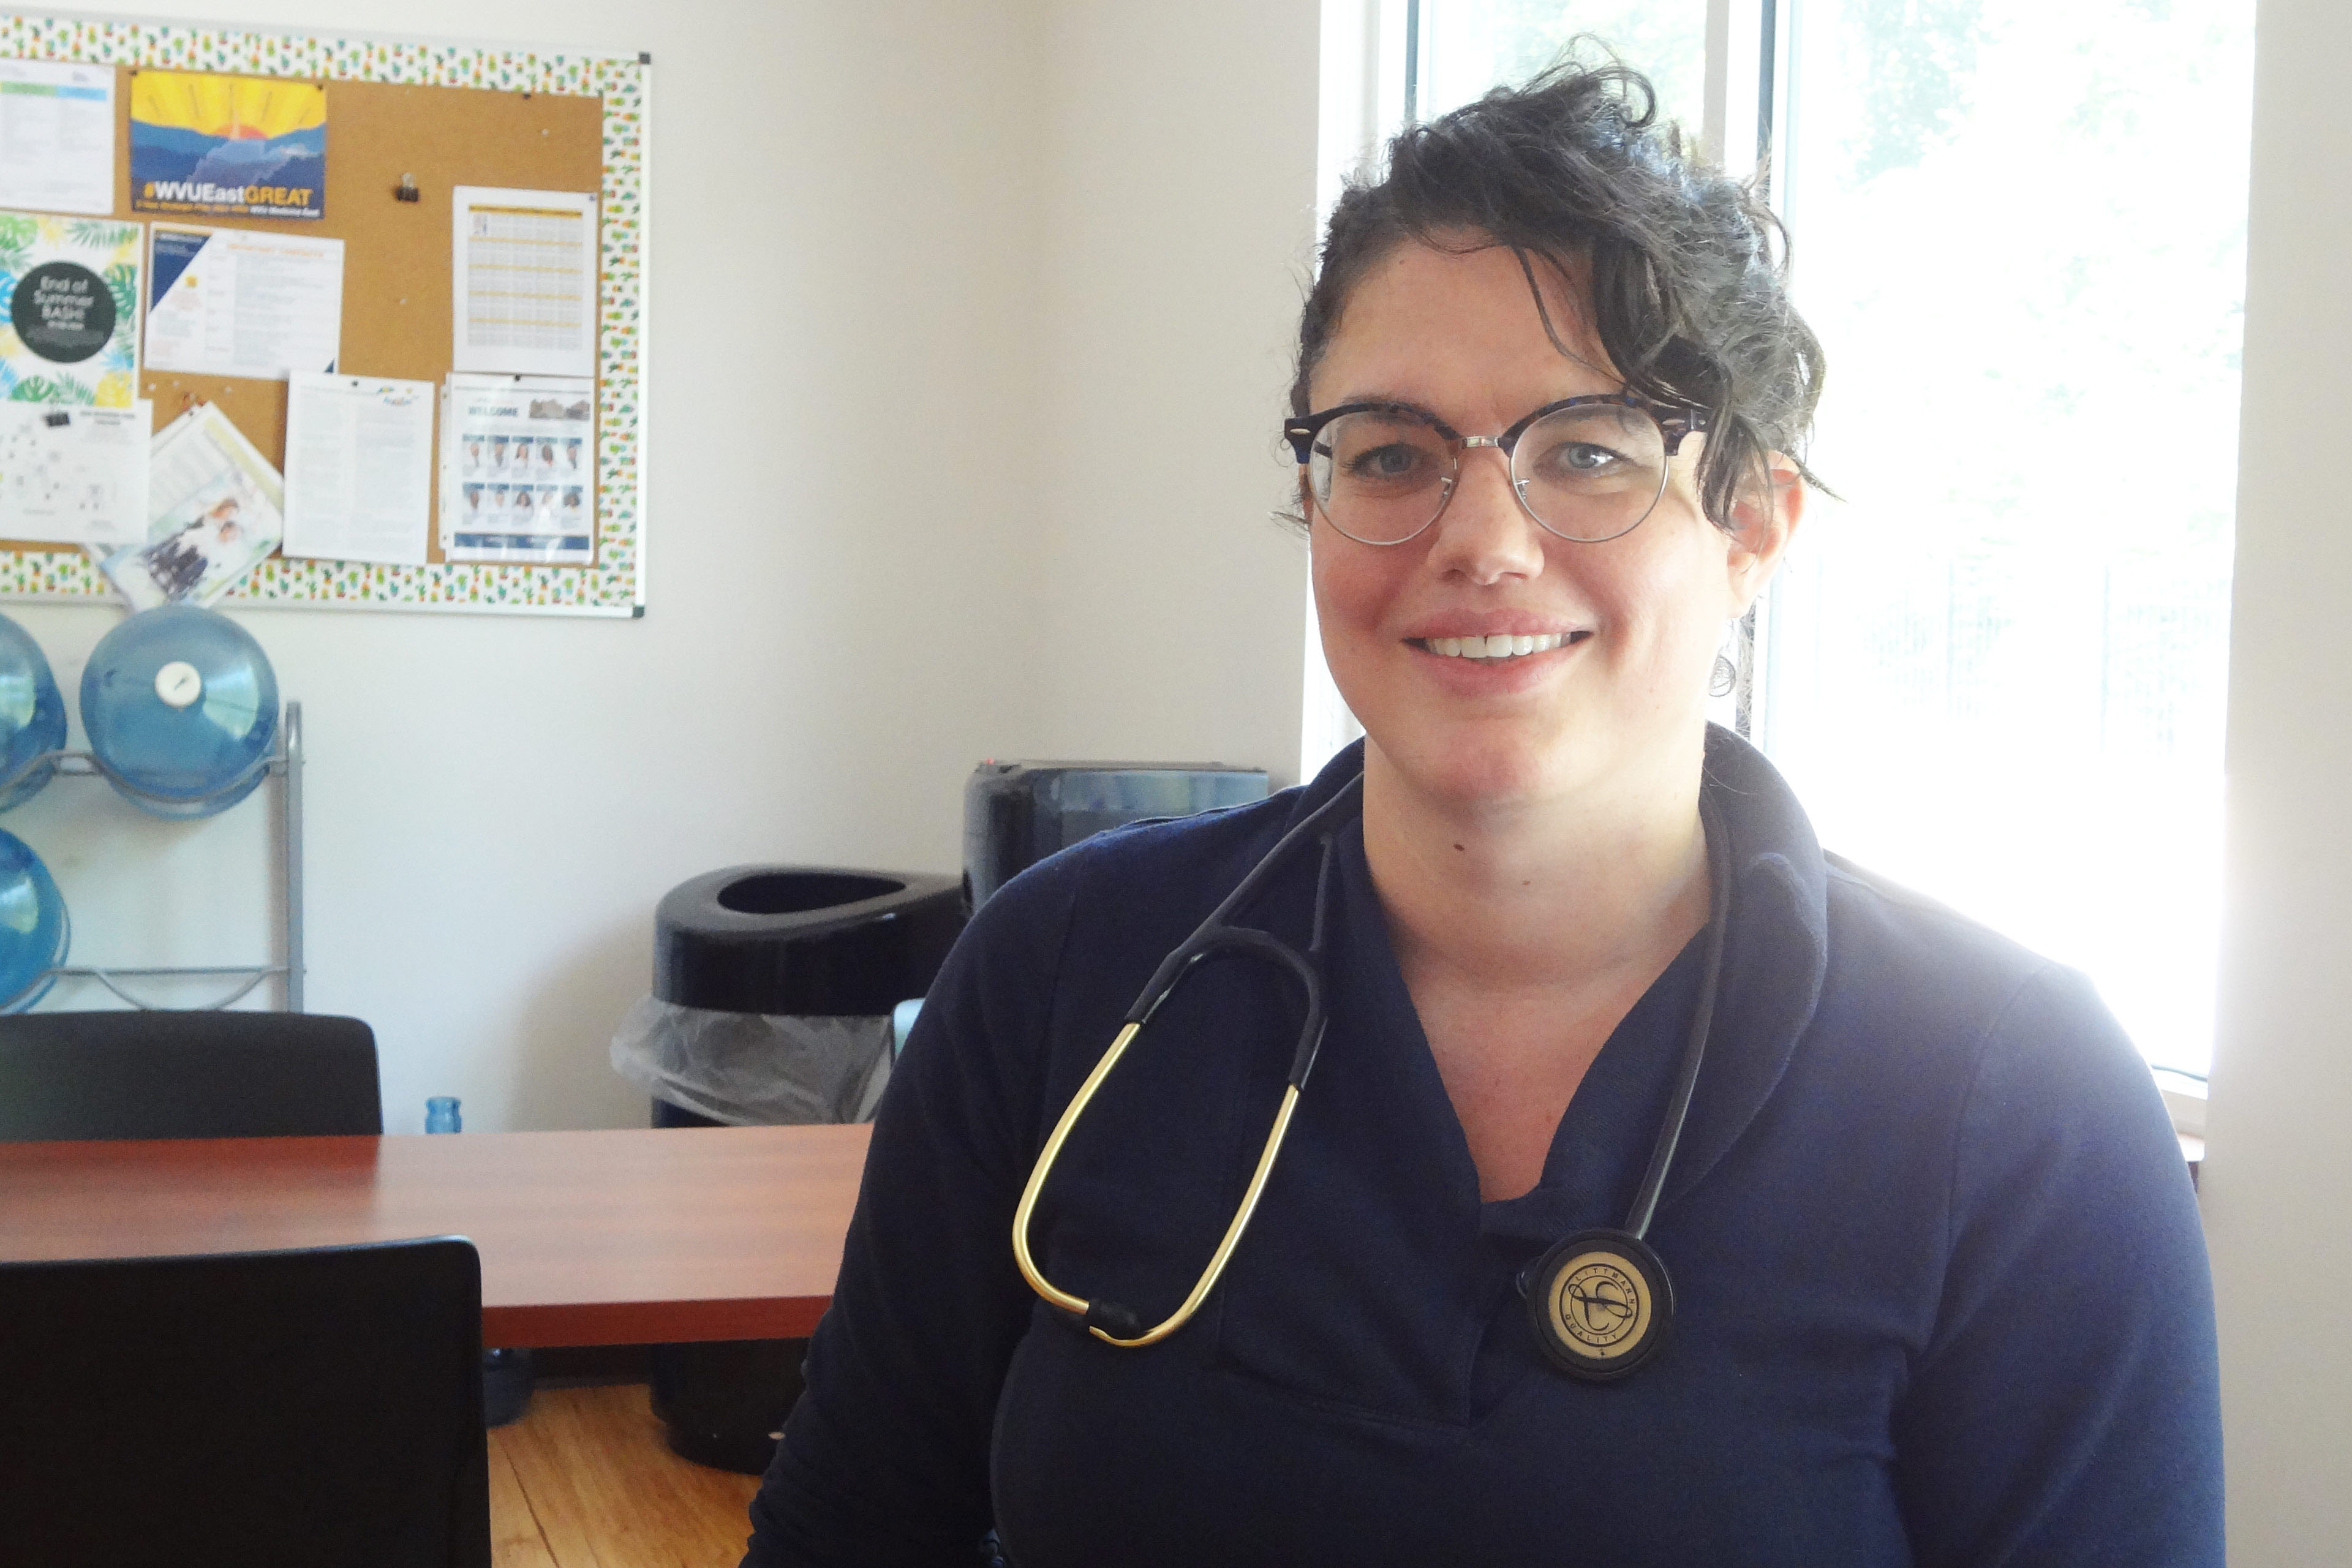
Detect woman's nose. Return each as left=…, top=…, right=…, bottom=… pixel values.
left=1425, top=444, right=1546, bottom=584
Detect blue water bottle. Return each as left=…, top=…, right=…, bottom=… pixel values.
left=424, top=1096, right=461, bottom=1134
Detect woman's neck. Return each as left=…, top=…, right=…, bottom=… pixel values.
left=1359, top=734, right=1713, bottom=994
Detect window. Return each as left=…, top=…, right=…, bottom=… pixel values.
left=1416, top=1, right=1709, bottom=130
left=1318, top=0, right=2253, bottom=1077
left=1767, top=0, right=2249, bottom=1080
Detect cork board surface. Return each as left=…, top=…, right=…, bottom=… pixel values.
left=19, top=70, right=605, bottom=567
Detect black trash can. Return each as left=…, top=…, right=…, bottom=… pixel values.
left=618, top=865, right=965, bottom=1475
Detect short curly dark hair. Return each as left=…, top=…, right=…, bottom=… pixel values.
left=1292, top=58, right=1825, bottom=531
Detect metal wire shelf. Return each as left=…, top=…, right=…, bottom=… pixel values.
left=15, top=701, right=304, bottom=1013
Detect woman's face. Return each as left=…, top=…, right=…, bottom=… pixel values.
left=1306, top=239, right=1798, bottom=812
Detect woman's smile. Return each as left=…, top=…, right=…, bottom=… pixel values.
left=1403, top=628, right=1593, bottom=703
left=1406, top=630, right=1588, bottom=660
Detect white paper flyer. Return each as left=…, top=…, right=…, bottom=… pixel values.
left=282, top=372, right=434, bottom=565
left=451, top=186, right=597, bottom=380
left=440, top=372, right=592, bottom=565
left=146, top=225, right=344, bottom=380
left=0, top=402, right=150, bottom=548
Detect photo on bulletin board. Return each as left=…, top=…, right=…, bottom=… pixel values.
left=98, top=400, right=284, bottom=609
left=0, top=16, right=648, bottom=619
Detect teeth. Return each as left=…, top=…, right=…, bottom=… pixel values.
left=1424, top=633, right=1568, bottom=660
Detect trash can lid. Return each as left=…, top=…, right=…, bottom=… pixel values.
left=654, top=865, right=965, bottom=1016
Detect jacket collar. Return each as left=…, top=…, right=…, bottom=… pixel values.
left=1676, top=724, right=1829, bottom=1207
left=1287, top=726, right=1831, bottom=1213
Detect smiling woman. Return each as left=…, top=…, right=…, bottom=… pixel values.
left=1302, top=240, right=1795, bottom=819
left=741, top=61, right=2221, bottom=1568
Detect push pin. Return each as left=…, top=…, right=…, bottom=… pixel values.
left=395, top=173, right=419, bottom=203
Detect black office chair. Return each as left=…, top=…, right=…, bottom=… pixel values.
left=0, top=1009, right=380, bottom=1140
left=0, top=1237, right=491, bottom=1568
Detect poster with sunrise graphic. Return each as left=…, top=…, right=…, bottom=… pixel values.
left=130, top=71, right=325, bottom=221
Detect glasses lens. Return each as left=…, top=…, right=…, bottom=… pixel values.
left=1511, top=404, right=1670, bottom=542
left=1309, top=411, right=1453, bottom=543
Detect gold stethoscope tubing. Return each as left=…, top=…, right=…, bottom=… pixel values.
left=1012, top=1022, right=1303, bottom=1348
left=1010, top=773, right=1360, bottom=1350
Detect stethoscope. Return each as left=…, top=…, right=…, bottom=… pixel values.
left=1012, top=765, right=1732, bottom=1382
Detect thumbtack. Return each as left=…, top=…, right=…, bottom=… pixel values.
left=395, top=173, right=419, bottom=203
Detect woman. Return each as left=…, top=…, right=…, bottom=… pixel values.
left=745, top=62, right=2220, bottom=1566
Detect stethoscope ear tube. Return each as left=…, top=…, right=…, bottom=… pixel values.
left=1121, top=774, right=1364, bottom=1032
left=1012, top=778, right=1362, bottom=1349
left=1014, top=1066, right=1308, bottom=1349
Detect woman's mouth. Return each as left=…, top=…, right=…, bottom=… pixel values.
left=1408, top=630, right=1592, bottom=661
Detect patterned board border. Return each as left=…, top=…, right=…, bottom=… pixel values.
left=0, top=16, right=646, bottom=616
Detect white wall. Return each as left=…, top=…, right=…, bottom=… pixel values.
left=23, top=0, right=1319, bottom=1133
left=1028, top=3, right=1319, bottom=775
left=2203, top=0, right=2352, bottom=1553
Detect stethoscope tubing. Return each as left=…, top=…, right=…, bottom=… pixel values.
left=1013, top=765, right=1732, bottom=1374
left=1620, top=788, right=1732, bottom=1242
left=1012, top=774, right=1360, bottom=1346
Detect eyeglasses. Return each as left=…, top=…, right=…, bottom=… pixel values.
left=1283, top=393, right=1708, bottom=546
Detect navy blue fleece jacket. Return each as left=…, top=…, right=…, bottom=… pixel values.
left=744, top=728, right=2222, bottom=1566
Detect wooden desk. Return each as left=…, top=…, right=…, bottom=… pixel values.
left=0, top=1124, right=871, bottom=1348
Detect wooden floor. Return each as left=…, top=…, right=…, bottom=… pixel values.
left=489, top=1383, right=762, bottom=1568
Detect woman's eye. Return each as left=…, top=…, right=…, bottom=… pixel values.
left=1346, top=442, right=1433, bottom=482
left=1316, top=413, right=1449, bottom=498
left=1345, top=442, right=1449, bottom=491
left=1544, top=441, right=1623, bottom=475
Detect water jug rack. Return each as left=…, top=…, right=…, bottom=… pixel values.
left=4, top=701, right=305, bottom=1012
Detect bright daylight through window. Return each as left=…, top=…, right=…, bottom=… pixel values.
left=1412, top=0, right=2253, bottom=1077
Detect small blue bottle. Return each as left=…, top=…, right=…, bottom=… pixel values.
left=421, top=1091, right=533, bottom=1422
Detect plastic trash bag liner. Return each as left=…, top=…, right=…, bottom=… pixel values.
left=611, top=995, right=894, bottom=1126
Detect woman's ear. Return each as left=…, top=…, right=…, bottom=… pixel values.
left=1724, top=452, right=1806, bottom=614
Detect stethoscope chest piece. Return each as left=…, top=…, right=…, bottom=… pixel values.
left=1523, top=1228, right=1673, bottom=1382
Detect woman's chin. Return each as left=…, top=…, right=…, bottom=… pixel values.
left=1368, top=728, right=1569, bottom=812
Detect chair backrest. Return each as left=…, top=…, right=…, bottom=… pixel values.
left=0, top=1010, right=382, bottom=1140
left=0, top=1236, right=489, bottom=1568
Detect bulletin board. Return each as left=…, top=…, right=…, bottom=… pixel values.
left=0, top=16, right=647, bottom=616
